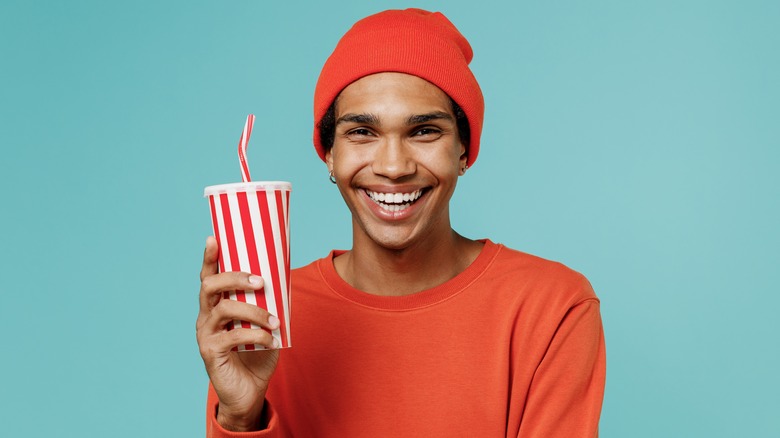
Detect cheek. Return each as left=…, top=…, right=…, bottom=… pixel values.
left=422, top=144, right=465, bottom=172
left=331, top=146, right=371, bottom=178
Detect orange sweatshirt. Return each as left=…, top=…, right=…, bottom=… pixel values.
left=207, top=240, right=606, bottom=437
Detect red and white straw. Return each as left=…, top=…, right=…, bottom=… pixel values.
left=238, top=114, right=255, bottom=182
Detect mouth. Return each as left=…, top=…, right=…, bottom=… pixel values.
left=364, top=188, right=427, bottom=213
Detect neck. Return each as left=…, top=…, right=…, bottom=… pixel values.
left=335, top=226, right=482, bottom=296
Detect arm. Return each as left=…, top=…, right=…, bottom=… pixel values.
left=206, top=384, right=282, bottom=438
left=517, top=299, right=606, bottom=437
left=196, top=236, right=282, bottom=436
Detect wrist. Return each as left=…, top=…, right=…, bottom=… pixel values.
left=216, top=401, right=266, bottom=432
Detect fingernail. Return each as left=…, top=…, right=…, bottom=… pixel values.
left=248, top=275, right=262, bottom=286
left=272, top=338, right=281, bottom=349
left=268, top=315, right=280, bottom=329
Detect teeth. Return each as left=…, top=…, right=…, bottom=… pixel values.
left=366, top=189, right=424, bottom=211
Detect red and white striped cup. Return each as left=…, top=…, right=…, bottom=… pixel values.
left=204, top=181, right=292, bottom=350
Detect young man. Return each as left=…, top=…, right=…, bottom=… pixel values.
left=197, top=9, right=605, bottom=437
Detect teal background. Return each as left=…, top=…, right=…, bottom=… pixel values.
left=1, top=0, right=778, bottom=436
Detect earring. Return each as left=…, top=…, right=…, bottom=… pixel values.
left=461, top=164, right=468, bottom=174
left=329, top=170, right=336, bottom=184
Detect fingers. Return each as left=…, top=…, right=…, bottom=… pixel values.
left=205, top=299, right=281, bottom=334
left=197, top=236, right=280, bottom=354
left=200, top=236, right=219, bottom=281
left=225, top=326, right=280, bottom=350
left=197, top=301, right=282, bottom=354
left=201, top=325, right=280, bottom=355
left=200, top=272, right=264, bottom=312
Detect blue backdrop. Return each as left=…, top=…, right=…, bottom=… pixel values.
left=1, top=1, right=778, bottom=436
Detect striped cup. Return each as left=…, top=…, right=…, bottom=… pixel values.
left=204, top=182, right=292, bottom=350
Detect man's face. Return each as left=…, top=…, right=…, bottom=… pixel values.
left=326, top=72, right=467, bottom=251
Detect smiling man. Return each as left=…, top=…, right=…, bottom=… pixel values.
left=324, top=72, right=484, bottom=296
left=197, top=9, right=606, bottom=437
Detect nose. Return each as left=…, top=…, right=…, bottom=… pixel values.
left=371, top=136, right=416, bottom=179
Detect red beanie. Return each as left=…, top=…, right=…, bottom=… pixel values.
left=313, top=8, right=484, bottom=168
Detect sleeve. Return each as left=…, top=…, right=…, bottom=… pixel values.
left=206, top=384, right=285, bottom=438
left=516, top=298, right=606, bottom=438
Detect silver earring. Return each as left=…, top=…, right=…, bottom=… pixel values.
left=329, top=170, right=336, bottom=184
left=461, top=165, right=468, bottom=174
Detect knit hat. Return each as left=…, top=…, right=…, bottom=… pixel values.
left=313, top=8, right=484, bottom=168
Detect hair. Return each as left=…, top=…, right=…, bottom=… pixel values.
left=318, top=97, right=471, bottom=154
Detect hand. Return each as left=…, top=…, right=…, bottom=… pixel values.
left=196, top=236, right=281, bottom=431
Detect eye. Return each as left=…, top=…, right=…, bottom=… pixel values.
left=346, top=128, right=374, bottom=137
left=412, top=127, right=442, bottom=138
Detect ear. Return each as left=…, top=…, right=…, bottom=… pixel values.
left=325, top=149, right=334, bottom=172
left=458, top=145, right=468, bottom=176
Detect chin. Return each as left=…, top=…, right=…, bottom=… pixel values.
left=361, top=227, right=419, bottom=252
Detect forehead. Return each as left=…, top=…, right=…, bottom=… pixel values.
left=334, top=72, right=453, bottom=117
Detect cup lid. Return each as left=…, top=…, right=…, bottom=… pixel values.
left=204, top=181, right=292, bottom=197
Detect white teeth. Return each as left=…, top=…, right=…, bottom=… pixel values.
left=385, top=203, right=411, bottom=212
left=366, top=189, right=423, bottom=212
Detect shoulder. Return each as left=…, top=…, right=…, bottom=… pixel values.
left=291, top=256, right=326, bottom=283
left=484, top=242, right=598, bottom=306
left=290, top=250, right=342, bottom=293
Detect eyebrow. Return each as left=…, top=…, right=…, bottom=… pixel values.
left=336, top=111, right=454, bottom=126
left=406, top=111, right=454, bottom=125
left=336, top=113, right=380, bottom=126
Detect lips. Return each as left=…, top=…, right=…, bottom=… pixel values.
left=365, top=189, right=425, bottom=212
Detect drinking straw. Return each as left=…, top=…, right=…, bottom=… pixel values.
left=238, top=114, right=255, bottom=182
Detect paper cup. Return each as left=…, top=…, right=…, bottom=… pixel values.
left=204, top=182, right=292, bottom=350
